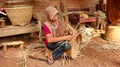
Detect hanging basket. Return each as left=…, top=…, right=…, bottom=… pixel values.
left=5, top=6, right=33, bottom=26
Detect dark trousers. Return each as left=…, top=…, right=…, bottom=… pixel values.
left=46, top=41, right=70, bottom=60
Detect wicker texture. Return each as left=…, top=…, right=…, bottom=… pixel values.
left=66, top=33, right=82, bottom=58
left=105, top=26, right=120, bottom=42
left=5, top=6, right=33, bottom=26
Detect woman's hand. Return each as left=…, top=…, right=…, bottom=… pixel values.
left=65, top=35, right=73, bottom=41
left=69, top=31, right=73, bottom=35
left=46, top=34, right=73, bottom=43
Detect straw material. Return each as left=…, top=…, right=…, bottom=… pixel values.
left=66, top=33, right=82, bottom=58
left=61, top=21, right=82, bottom=58
left=5, top=6, right=33, bottom=26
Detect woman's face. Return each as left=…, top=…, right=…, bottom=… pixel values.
left=51, top=14, right=59, bottom=22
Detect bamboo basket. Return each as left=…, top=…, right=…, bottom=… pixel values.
left=5, top=6, right=33, bottom=26
left=66, top=33, right=82, bottom=58
left=104, top=26, right=120, bottom=42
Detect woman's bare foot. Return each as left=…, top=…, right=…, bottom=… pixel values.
left=47, top=53, right=54, bottom=64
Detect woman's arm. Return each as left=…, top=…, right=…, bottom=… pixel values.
left=46, top=34, right=72, bottom=43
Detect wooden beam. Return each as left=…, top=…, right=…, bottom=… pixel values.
left=80, top=17, right=97, bottom=23
left=0, top=24, right=40, bottom=37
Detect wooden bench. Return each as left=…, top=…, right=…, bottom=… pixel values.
left=2, top=41, right=24, bottom=52
left=0, top=24, right=39, bottom=37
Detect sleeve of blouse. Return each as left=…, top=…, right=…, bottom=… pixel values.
left=43, top=24, right=51, bottom=35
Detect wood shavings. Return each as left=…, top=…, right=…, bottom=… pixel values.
left=101, top=43, right=120, bottom=50
left=91, top=37, right=120, bottom=50
left=62, top=52, right=71, bottom=65
left=4, top=43, right=44, bottom=67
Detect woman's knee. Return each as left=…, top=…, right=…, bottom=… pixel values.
left=64, top=43, right=70, bottom=50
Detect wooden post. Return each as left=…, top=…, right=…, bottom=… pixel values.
left=20, top=43, right=24, bottom=49
left=0, top=19, right=6, bottom=28
left=37, top=19, right=42, bottom=43
left=3, top=44, right=7, bottom=52
left=64, top=6, right=69, bottom=25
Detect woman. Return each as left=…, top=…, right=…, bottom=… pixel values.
left=43, top=6, right=73, bottom=64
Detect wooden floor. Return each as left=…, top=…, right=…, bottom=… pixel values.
left=81, top=37, right=120, bottom=67
left=0, top=36, right=120, bottom=67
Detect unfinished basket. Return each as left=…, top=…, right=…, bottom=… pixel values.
left=5, top=6, right=33, bottom=26
left=66, top=33, right=82, bottom=58
left=104, top=26, right=120, bottom=42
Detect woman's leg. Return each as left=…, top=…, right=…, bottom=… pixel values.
left=47, top=41, right=70, bottom=60
left=47, top=41, right=65, bottom=50
left=46, top=41, right=65, bottom=64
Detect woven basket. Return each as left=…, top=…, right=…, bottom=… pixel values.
left=66, top=33, right=82, bottom=58
left=5, top=6, right=33, bottom=26
left=104, top=26, right=120, bottom=42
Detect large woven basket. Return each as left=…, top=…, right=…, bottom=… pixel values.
left=5, top=6, right=33, bottom=26
left=104, top=26, right=120, bottom=42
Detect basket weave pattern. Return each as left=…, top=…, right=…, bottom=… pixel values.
left=5, top=6, right=33, bottom=26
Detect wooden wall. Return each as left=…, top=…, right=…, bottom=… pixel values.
left=32, top=0, right=84, bottom=21
left=0, top=0, right=99, bottom=22
left=31, top=0, right=99, bottom=22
